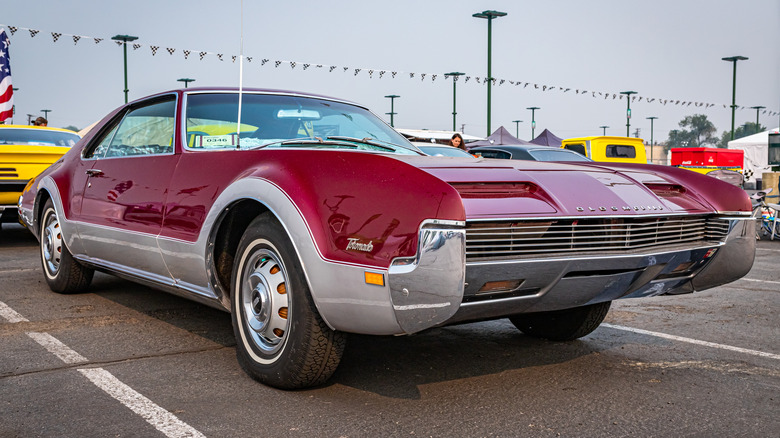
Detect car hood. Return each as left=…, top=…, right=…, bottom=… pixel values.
left=392, top=155, right=729, bottom=219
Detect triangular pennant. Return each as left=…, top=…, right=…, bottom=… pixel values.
left=72, top=35, right=81, bottom=45
left=29, top=29, right=40, bottom=38
left=150, top=46, right=159, bottom=55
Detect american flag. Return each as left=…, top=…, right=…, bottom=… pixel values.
left=0, top=29, right=13, bottom=123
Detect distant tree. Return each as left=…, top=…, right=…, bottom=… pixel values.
left=717, top=122, right=765, bottom=147
left=63, top=125, right=80, bottom=132
left=665, top=114, right=718, bottom=152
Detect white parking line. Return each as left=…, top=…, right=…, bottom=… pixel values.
left=739, top=278, right=780, bottom=286
left=602, top=323, right=780, bottom=360
left=0, top=301, right=29, bottom=323
left=1, top=301, right=206, bottom=438
left=26, top=332, right=88, bottom=364
left=80, top=368, right=206, bottom=438
left=756, top=247, right=780, bottom=253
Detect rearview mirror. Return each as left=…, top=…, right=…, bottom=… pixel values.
left=277, top=109, right=321, bottom=120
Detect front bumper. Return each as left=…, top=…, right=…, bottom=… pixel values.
left=446, top=216, right=754, bottom=325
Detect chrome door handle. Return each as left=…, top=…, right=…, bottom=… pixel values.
left=86, top=169, right=103, bottom=176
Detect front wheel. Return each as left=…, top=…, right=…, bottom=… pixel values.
left=40, top=200, right=93, bottom=293
left=231, top=213, right=346, bottom=389
left=509, top=301, right=611, bottom=341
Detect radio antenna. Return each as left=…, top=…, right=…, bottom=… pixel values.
left=236, top=0, right=244, bottom=149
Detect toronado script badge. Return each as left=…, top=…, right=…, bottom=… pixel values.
left=346, top=238, right=374, bottom=252
left=575, top=205, right=664, bottom=212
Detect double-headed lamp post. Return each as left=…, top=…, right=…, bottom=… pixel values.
left=620, top=91, right=637, bottom=137
left=599, top=125, right=609, bottom=136
left=722, top=56, right=748, bottom=140
left=646, top=116, right=658, bottom=163
left=527, top=107, right=539, bottom=139
left=384, top=95, right=400, bottom=127
left=177, top=78, right=196, bottom=88
left=512, top=120, right=523, bottom=138
left=444, top=72, right=465, bottom=131
left=472, top=10, right=507, bottom=137
left=750, top=105, right=765, bottom=128
left=111, top=34, right=139, bottom=104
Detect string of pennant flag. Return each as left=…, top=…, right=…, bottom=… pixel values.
left=4, top=24, right=778, bottom=117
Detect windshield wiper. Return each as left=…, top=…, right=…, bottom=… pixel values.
left=325, top=136, right=395, bottom=151
left=243, top=137, right=360, bottom=150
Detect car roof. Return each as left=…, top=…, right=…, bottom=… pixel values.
left=470, top=144, right=557, bottom=153
left=0, top=124, right=81, bottom=135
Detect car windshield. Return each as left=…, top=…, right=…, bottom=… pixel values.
left=0, top=128, right=80, bottom=147
left=528, top=149, right=592, bottom=162
left=184, top=93, right=417, bottom=154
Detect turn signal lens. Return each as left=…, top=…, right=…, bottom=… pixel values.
left=478, top=279, right=523, bottom=294
left=364, top=271, right=385, bottom=286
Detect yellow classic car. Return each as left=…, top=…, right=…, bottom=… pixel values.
left=561, top=136, right=648, bottom=164
left=0, top=125, right=80, bottom=225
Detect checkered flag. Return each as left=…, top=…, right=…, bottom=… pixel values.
left=354, top=68, right=361, bottom=76
left=8, top=26, right=17, bottom=35
left=261, top=59, right=269, bottom=65
left=329, top=66, right=337, bottom=72
left=72, top=35, right=81, bottom=45
left=29, top=29, right=40, bottom=38
left=167, top=48, right=175, bottom=55
left=199, top=51, right=207, bottom=60
left=275, top=60, right=282, bottom=67
left=150, top=46, right=159, bottom=55
left=133, top=44, right=141, bottom=50
left=183, top=50, right=191, bottom=59
left=94, top=37, right=103, bottom=44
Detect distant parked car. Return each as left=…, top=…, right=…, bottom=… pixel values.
left=0, top=125, right=80, bottom=225
left=414, top=143, right=474, bottom=157
left=470, top=144, right=592, bottom=162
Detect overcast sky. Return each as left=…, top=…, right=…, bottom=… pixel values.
left=4, top=0, right=779, bottom=142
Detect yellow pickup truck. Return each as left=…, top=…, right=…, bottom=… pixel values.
left=561, top=136, right=647, bottom=164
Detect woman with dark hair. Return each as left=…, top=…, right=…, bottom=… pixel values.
left=449, top=133, right=466, bottom=150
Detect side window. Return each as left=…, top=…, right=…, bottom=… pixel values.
left=475, top=150, right=511, bottom=159
left=564, top=143, right=587, bottom=156
left=86, top=125, right=119, bottom=159
left=104, top=99, right=176, bottom=158
left=605, top=144, right=637, bottom=159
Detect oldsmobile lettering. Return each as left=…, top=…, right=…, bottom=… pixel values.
left=346, top=238, right=374, bottom=252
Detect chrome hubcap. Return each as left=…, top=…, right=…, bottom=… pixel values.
left=42, top=211, right=62, bottom=275
left=241, top=249, right=289, bottom=354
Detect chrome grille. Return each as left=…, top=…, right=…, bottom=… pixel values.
left=466, top=215, right=730, bottom=260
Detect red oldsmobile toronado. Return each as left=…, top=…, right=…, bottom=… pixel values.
left=18, top=88, right=755, bottom=388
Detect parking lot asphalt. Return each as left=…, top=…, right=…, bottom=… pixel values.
left=1, top=222, right=778, bottom=437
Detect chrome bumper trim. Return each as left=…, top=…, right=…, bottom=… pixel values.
left=387, top=223, right=466, bottom=334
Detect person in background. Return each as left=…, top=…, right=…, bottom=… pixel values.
left=450, top=133, right=466, bottom=150
left=34, top=117, right=48, bottom=126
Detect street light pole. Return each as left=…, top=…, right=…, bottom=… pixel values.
left=41, top=109, right=52, bottom=122
left=599, top=125, right=609, bottom=136
left=722, top=56, right=748, bottom=140
left=527, top=107, right=539, bottom=139
left=750, top=105, right=765, bottom=128
left=512, top=120, right=522, bottom=138
left=177, top=78, right=196, bottom=88
left=647, top=116, right=658, bottom=164
left=384, top=95, right=400, bottom=127
left=112, top=34, right=139, bottom=104
left=619, top=91, right=637, bottom=137
left=473, top=10, right=507, bottom=137
left=444, top=72, right=465, bottom=131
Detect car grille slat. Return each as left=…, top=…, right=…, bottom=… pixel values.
left=466, top=215, right=730, bottom=260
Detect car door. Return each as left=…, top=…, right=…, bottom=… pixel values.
left=75, top=95, right=180, bottom=280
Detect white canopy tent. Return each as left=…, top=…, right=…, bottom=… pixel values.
left=728, top=128, right=779, bottom=182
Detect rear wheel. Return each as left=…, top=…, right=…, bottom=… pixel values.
left=40, top=200, right=93, bottom=293
left=231, top=213, right=346, bottom=389
left=509, top=301, right=611, bottom=341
